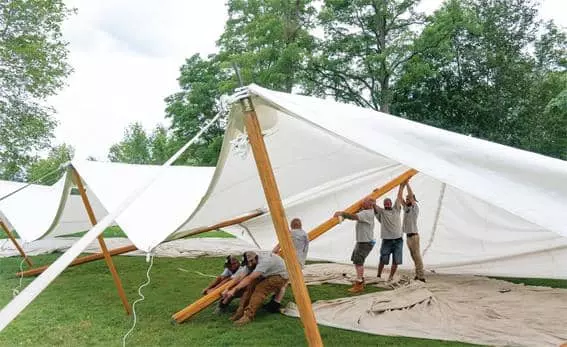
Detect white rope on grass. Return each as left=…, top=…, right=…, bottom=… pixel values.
left=122, top=253, right=154, bottom=347
left=12, top=257, right=26, bottom=297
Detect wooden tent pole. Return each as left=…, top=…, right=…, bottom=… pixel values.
left=307, top=169, right=418, bottom=242
left=172, top=279, right=236, bottom=323
left=242, top=98, right=323, bottom=346
left=15, top=244, right=137, bottom=277
left=183, top=210, right=264, bottom=238
left=71, top=168, right=132, bottom=315
left=0, top=220, right=33, bottom=267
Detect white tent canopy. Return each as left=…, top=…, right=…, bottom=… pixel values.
left=1, top=84, right=566, bottom=279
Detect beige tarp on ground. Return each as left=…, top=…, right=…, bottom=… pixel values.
left=285, top=263, right=567, bottom=347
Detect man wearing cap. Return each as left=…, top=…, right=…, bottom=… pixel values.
left=334, top=198, right=377, bottom=293
left=374, top=182, right=405, bottom=281
left=222, top=251, right=288, bottom=326
left=403, top=181, right=425, bottom=282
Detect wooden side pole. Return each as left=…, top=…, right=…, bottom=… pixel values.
left=183, top=210, right=264, bottom=238
left=72, top=169, right=132, bottom=315
left=307, top=169, right=418, bottom=241
left=16, top=244, right=137, bottom=277
left=172, top=279, right=236, bottom=323
left=0, top=220, right=33, bottom=267
left=242, top=98, right=323, bottom=346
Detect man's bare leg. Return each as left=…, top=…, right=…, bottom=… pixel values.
left=388, top=263, right=398, bottom=281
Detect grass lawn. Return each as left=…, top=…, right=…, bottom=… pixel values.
left=0, top=254, right=478, bottom=347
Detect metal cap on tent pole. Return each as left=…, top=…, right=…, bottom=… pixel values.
left=231, top=63, right=254, bottom=112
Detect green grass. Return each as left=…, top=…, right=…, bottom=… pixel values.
left=0, top=255, right=476, bottom=347
left=492, top=277, right=567, bottom=289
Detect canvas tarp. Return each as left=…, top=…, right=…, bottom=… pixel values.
left=284, top=263, right=567, bottom=347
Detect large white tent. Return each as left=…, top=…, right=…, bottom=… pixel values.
left=2, top=83, right=567, bottom=332
left=1, top=84, right=567, bottom=280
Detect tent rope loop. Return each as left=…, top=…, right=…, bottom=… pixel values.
left=12, top=256, right=26, bottom=297
left=230, top=133, right=250, bottom=159
left=122, top=252, right=154, bottom=347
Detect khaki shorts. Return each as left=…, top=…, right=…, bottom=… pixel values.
left=351, top=242, right=374, bottom=265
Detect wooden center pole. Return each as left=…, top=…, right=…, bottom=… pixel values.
left=0, top=220, right=33, bottom=267
left=241, top=97, right=323, bottom=347
left=71, top=168, right=132, bottom=315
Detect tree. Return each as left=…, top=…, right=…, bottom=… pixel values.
left=164, top=0, right=317, bottom=166
left=26, top=144, right=74, bottom=185
left=217, top=0, right=316, bottom=92
left=304, top=0, right=427, bottom=113
left=0, top=0, right=74, bottom=180
left=108, top=123, right=179, bottom=165
left=392, top=0, right=567, bottom=156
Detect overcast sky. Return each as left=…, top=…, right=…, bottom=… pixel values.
left=49, top=0, right=567, bottom=160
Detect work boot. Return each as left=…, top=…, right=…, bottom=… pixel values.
left=229, top=307, right=244, bottom=321
left=233, top=315, right=252, bottom=327
left=348, top=280, right=364, bottom=293
left=415, top=276, right=426, bottom=283
left=264, top=297, right=282, bottom=313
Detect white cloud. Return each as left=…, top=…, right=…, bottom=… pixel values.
left=49, top=0, right=227, bottom=160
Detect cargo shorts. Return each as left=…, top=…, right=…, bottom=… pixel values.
left=351, top=242, right=374, bottom=265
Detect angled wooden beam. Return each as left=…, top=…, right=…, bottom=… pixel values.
left=183, top=210, right=264, bottom=238
left=172, top=279, right=236, bottom=323
left=0, top=220, right=33, bottom=267
left=241, top=97, right=323, bottom=346
left=307, top=169, right=418, bottom=241
left=15, top=244, right=137, bottom=277
left=72, top=168, right=132, bottom=315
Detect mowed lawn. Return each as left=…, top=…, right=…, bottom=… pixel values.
left=0, top=253, right=479, bottom=347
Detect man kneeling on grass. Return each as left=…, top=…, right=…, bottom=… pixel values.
left=202, top=254, right=241, bottom=296
left=222, top=251, right=288, bottom=326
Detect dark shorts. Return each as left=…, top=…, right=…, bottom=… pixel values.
left=351, top=242, right=374, bottom=265
left=380, top=238, right=403, bottom=265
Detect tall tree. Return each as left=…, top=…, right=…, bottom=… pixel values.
left=393, top=0, right=567, bottom=156
left=0, top=0, right=74, bottom=180
left=305, top=0, right=426, bottom=113
left=108, top=123, right=179, bottom=165
left=218, top=0, right=316, bottom=92
left=26, top=143, right=74, bottom=185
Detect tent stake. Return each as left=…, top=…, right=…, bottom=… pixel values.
left=241, top=96, right=323, bottom=346
left=0, top=220, right=33, bottom=267
left=15, top=244, right=137, bottom=277
left=72, top=168, right=132, bottom=315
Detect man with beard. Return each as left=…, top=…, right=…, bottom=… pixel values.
left=374, top=182, right=405, bottom=281
left=403, top=180, right=425, bottom=282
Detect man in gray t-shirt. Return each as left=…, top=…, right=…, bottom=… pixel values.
left=403, top=181, right=425, bottom=282
left=223, top=251, right=288, bottom=326
left=374, top=182, right=405, bottom=281
left=269, top=218, right=310, bottom=312
left=334, top=198, right=377, bottom=293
